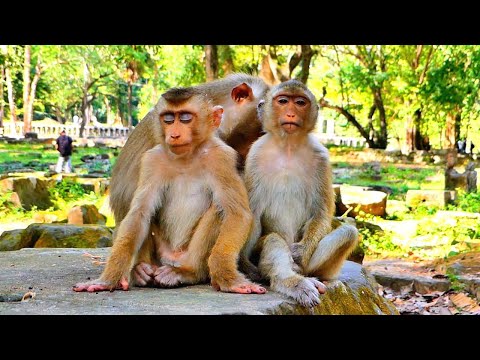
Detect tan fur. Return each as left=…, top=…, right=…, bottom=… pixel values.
left=74, top=91, right=265, bottom=294
left=243, top=80, right=358, bottom=307
left=109, top=74, right=269, bottom=228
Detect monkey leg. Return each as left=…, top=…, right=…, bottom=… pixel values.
left=258, top=233, right=325, bottom=307
left=305, top=224, right=358, bottom=280
left=153, top=206, right=221, bottom=288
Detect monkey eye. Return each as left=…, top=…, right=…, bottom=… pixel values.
left=295, top=97, right=308, bottom=107
left=163, top=113, right=175, bottom=124
left=179, top=113, right=193, bottom=123
left=277, top=96, right=289, bottom=105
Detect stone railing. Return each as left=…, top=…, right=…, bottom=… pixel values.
left=2, top=123, right=130, bottom=139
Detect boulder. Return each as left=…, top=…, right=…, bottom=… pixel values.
left=0, top=176, right=56, bottom=210
left=0, top=223, right=113, bottom=250
left=340, top=185, right=387, bottom=217
left=68, top=204, right=107, bottom=225
left=405, top=190, right=456, bottom=209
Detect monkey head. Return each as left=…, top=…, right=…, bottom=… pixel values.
left=157, top=87, right=224, bottom=156
left=259, top=79, right=319, bottom=136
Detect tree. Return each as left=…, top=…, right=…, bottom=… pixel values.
left=205, top=45, right=218, bottom=81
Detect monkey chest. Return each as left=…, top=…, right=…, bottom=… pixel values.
left=160, top=178, right=211, bottom=246
left=259, top=166, right=316, bottom=240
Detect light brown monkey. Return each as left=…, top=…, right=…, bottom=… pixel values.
left=109, top=73, right=269, bottom=227
left=243, top=80, right=358, bottom=307
left=73, top=87, right=266, bottom=294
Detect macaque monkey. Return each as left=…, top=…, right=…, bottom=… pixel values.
left=109, top=74, right=269, bottom=227
left=73, top=87, right=266, bottom=294
left=242, top=80, right=358, bottom=307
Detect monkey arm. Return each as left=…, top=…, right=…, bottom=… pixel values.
left=100, top=155, right=165, bottom=288
left=206, top=151, right=255, bottom=290
left=294, top=152, right=335, bottom=271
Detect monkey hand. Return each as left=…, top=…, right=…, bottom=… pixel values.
left=290, top=242, right=305, bottom=267
left=73, top=277, right=129, bottom=292
left=132, top=262, right=158, bottom=287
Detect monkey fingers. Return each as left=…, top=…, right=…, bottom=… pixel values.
left=290, top=242, right=305, bottom=267
left=132, top=262, right=158, bottom=287
left=72, top=277, right=129, bottom=292
left=153, top=265, right=190, bottom=288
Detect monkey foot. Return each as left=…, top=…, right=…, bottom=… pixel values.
left=132, top=262, right=158, bottom=287
left=154, top=265, right=186, bottom=287
left=73, top=278, right=129, bottom=292
left=277, top=276, right=325, bottom=307
left=211, top=280, right=266, bottom=294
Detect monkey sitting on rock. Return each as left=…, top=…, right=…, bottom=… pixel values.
left=242, top=80, right=359, bottom=307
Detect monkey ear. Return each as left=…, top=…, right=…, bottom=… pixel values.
left=257, top=100, right=265, bottom=122
left=212, top=105, right=224, bottom=128
left=231, top=83, right=253, bottom=103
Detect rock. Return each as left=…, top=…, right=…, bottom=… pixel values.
left=340, top=185, right=387, bottom=217
left=0, top=223, right=113, bottom=250
left=32, top=212, right=60, bottom=223
left=0, top=176, right=56, bottom=210
left=365, top=260, right=451, bottom=294
left=405, top=190, right=456, bottom=209
left=0, top=249, right=397, bottom=315
left=68, top=204, right=107, bottom=225
left=75, top=178, right=109, bottom=195
left=0, top=229, right=34, bottom=251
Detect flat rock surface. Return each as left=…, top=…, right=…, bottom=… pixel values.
left=0, top=248, right=397, bottom=315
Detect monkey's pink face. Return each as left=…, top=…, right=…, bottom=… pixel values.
left=273, top=94, right=311, bottom=134
left=160, top=112, right=195, bottom=155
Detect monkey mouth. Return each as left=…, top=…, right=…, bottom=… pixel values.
left=169, top=143, right=191, bottom=154
left=281, top=122, right=300, bottom=133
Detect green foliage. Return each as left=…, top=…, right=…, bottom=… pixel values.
left=447, top=191, right=480, bottom=213
left=49, top=179, right=87, bottom=201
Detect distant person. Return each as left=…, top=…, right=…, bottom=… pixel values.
left=55, top=130, right=73, bottom=173
left=457, top=138, right=466, bottom=154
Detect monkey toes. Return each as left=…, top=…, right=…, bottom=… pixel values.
left=286, top=276, right=326, bottom=307
left=73, top=278, right=129, bottom=292
left=211, top=279, right=266, bottom=294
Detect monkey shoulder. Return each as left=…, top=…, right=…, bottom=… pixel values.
left=309, top=135, right=330, bottom=162
left=200, top=138, right=238, bottom=168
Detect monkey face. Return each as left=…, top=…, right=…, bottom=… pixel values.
left=273, top=94, right=311, bottom=134
left=161, top=111, right=196, bottom=155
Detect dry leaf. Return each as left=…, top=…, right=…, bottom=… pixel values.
left=92, top=261, right=107, bottom=266
left=82, top=252, right=103, bottom=260
left=449, top=293, right=480, bottom=312
left=448, top=306, right=460, bottom=315
left=21, top=291, right=36, bottom=301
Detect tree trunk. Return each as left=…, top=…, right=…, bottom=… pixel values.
left=105, top=96, right=113, bottom=125
left=24, top=63, right=41, bottom=134
left=54, top=107, right=64, bottom=124
left=23, top=45, right=31, bottom=134
left=220, top=45, right=235, bottom=75
left=127, top=82, right=133, bottom=128
left=373, top=89, right=388, bottom=149
left=205, top=45, right=218, bottom=81
left=296, top=45, right=315, bottom=84
left=0, top=65, right=4, bottom=128
left=259, top=53, right=280, bottom=85
left=80, top=93, right=93, bottom=138
left=444, top=112, right=460, bottom=149
left=5, top=66, right=17, bottom=133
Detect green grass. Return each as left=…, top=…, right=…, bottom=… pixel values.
left=0, top=141, right=118, bottom=175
